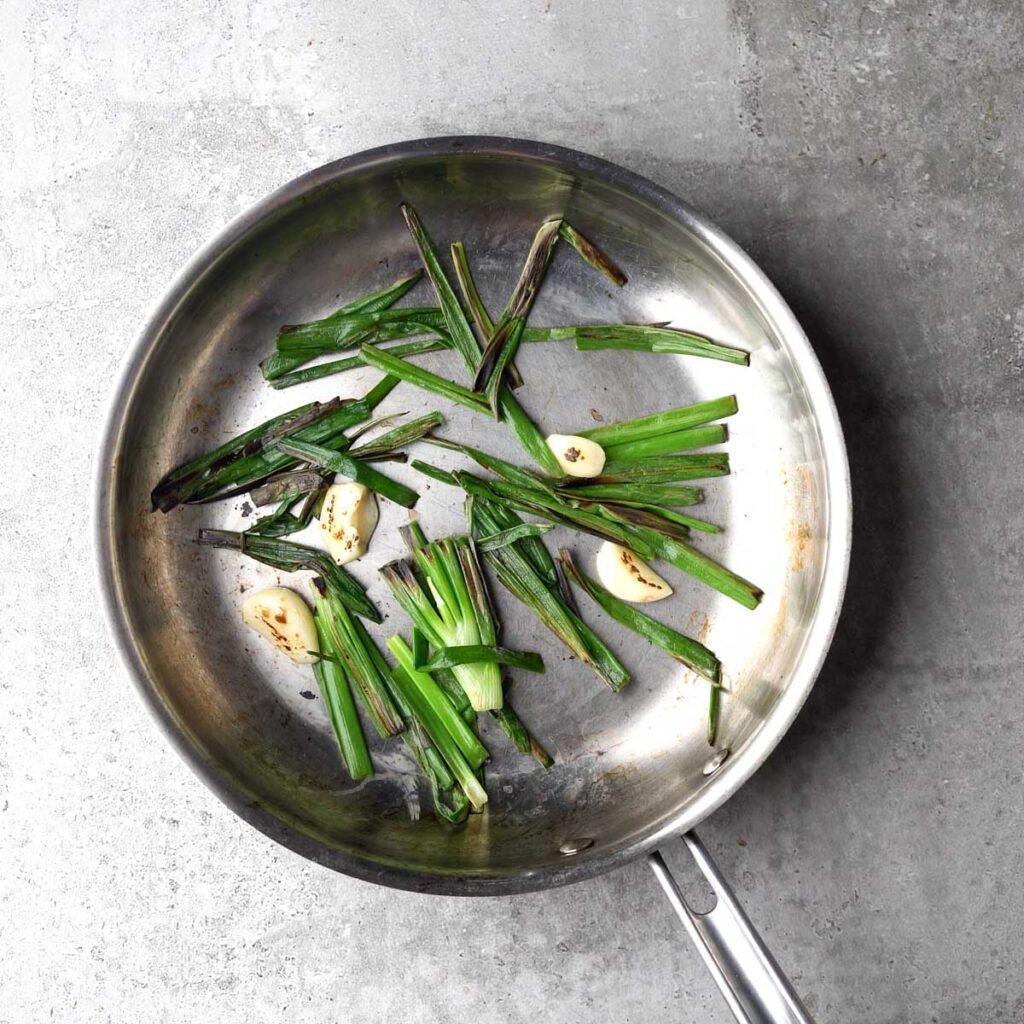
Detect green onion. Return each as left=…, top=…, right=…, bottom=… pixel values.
left=473, top=218, right=562, bottom=414
left=490, top=698, right=554, bottom=769
left=245, top=489, right=323, bottom=538
left=559, top=549, right=721, bottom=682
left=494, top=389, right=562, bottom=473
left=423, top=645, right=544, bottom=675
left=185, top=378, right=399, bottom=504
left=594, top=502, right=694, bottom=543
left=476, top=522, right=555, bottom=551
left=603, top=423, right=728, bottom=460
left=630, top=529, right=763, bottom=610
left=595, top=501, right=721, bottom=535
left=151, top=398, right=340, bottom=511
left=463, top=474, right=660, bottom=559
left=272, top=437, right=420, bottom=508
left=401, top=204, right=483, bottom=372
left=558, top=221, right=628, bottom=286
left=401, top=207, right=561, bottom=475
left=574, top=325, right=749, bottom=365
left=268, top=338, right=450, bottom=390
left=450, top=240, right=493, bottom=341
left=587, top=453, right=731, bottom=485
left=556, top=482, right=704, bottom=506
left=313, top=581, right=404, bottom=737
left=311, top=613, right=373, bottom=780
left=354, top=621, right=472, bottom=823
left=260, top=271, right=425, bottom=379
left=384, top=636, right=487, bottom=767
left=250, top=470, right=328, bottom=507
left=410, top=459, right=457, bottom=486
left=425, top=436, right=554, bottom=494
left=381, top=535, right=503, bottom=711
left=470, top=498, right=629, bottom=692
left=348, top=411, right=444, bottom=459
left=466, top=494, right=559, bottom=591
left=196, top=529, right=380, bottom=622
left=708, top=684, right=722, bottom=747
left=579, top=395, right=738, bottom=447
left=359, top=344, right=492, bottom=415
left=275, top=307, right=447, bottom=354
left=449, top=240, right=531, bottom=389
left=387, top=637, right=489, bottom=809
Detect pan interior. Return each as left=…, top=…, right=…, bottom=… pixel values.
left=101, top=145, right=843, bottom=891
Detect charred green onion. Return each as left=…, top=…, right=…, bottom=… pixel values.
left=381, top=534, right=503, bottom=711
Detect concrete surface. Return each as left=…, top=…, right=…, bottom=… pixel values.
left=2, top=0, right=1023, bottom=1021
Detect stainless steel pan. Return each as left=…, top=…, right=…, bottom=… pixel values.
left=95, top=137, right=851, bottom=1022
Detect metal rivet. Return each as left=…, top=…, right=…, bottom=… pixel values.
left=559, top=836, right=594, bottom=856
left=702, top=748, right=730, bottom=775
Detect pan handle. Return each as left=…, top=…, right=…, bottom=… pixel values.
left=648, top=832, right=815, bottom=1024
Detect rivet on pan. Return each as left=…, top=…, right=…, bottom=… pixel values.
left=559, top=837, right=594, bottom=856
left=702, top=748, right=730, bottom=776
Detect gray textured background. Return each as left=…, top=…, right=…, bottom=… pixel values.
left=3, top=1, right=1023, bottom=1021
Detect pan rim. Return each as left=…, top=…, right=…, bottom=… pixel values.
left=93, top=135, right=852, bottom=896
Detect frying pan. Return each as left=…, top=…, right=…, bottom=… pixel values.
left=95, top=137, right=851, bottom=1022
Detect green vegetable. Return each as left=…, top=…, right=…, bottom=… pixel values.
left=579, top=395, right=738, bottom=447
left=359, top=344, right=492, bottom=414
left=387, top=636, right=489, bottom=809
left=708, top=684, right=722, bottom=747
left=574, top=325, right=749, bottom=365
left=348, top=411, right=444, bottom=459
left=473, top=218, right=562, bottom=415
left=559, top=550, right=721, bottom=682
left=245, top=489, right=323, bottom=538
left=272, top=437, right=420, bottom=508
left=450, top=240, right=525, bottom=389
left=603, top=423, right=728, bottom=460
left=381, top=535, right=503, bottom=711
left=425, top=436, right=555, bottom=494
left=401, top=204, right=484, bottom=372
left=196, top=529, right=380, bottom=622
left=401, top=206, right=560, bottom=474
left=469, top=497, right=629, bottom=692
left=587, top=453, right=731, bottom=485
left=422, top=645, right=545, bottom=675
left=268, top=338, right=450, bottom=390
left=631, top=529, right=763, bottom=610
left=555, top=482, right=704, bottom=506
left=558, top=221, right=627, bottom=286
left=186, top=377, right=399, bottom=504
left=311, top=613, right=373, bottom=780
left=260, top=271, right=425, bottom=379
left=313, top=580, right=404, bottom=737
left=595, top=501, right=721, bottom=535
left=490, top=699, right=554, bottom=769
left=151, top=398, right=337, bottom=511
left=250, top=470, right=328, bottom=508
left=476, top=522, right=555, bottom=551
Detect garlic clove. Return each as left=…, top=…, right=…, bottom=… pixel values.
left=545, top=434, right=606, bottom=478
left=241, top=587, right=320, bottom=664
left=318, top=482, right=379, bottom=565
left=595, top=541, right=673, bottom=603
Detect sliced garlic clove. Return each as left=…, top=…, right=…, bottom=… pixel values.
left=545, top=434, right=606, bottom=478
left=241, top=586, right=320, bottom=664
left=318, top=482, right=379, bottom=565
left=595, top=541, right=673, bottom=603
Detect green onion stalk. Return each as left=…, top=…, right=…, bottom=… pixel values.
left=381, top=534, right=503, bottom=712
